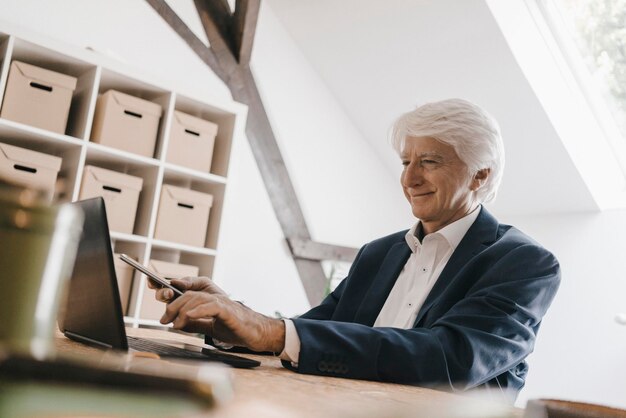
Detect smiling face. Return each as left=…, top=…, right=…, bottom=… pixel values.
left=401, top=136, right=487, bottom=234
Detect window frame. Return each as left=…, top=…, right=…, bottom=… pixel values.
left=532, top=0, right=626, bottom=176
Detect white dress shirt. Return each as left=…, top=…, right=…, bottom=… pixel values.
left=279, top=207, right=481, bottom=364
left=279, top=206, right=480, bottom=366
left=373, top=207, right=480, bottom=328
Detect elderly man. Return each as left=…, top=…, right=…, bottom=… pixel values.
left=154, top=98, right=560, bottom=401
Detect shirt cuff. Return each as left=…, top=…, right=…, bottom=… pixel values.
left=278, top=319, right=300, bottom=366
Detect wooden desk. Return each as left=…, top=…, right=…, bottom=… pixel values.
left=52, top=327, right=523, bottom=418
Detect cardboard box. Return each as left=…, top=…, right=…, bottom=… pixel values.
left=113, top=253, right=135, bottom=315
left=154, top=185, right=213, bottom=247
left=0, top=61, right=77, bottom=134
left=140, top=259, right=199, bottom=320
left=167, top=111, right=218, bottom=173
left=90, top=90, right=162, bottom=158
left=0, top=142, right=62, bottom=199
left=79, top=165, right=143, bottom=234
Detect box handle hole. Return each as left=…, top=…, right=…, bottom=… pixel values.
left=184, top=129, right=200, bottom=137
left=124, top=110, right=143, bottom=119
left=14, top=164, right=37, bottom=174
left=102, top=185, right=122, bottom=193
left=177, top=203, right=194, bottom=209
left=29, top=82, right=53, bottom=92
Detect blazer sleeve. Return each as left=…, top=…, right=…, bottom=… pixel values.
left=289, top=243, right=560, bottom=390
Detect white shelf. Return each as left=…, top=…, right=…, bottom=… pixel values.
left=0, top=117, right=84, bottom=149
left=0, top=34, right=13, bottom=107
left=151, top=238, right=218, bottom=257
left=86, top=141, right=160, bottom=169
left=0, top=27, right=246, bottom=324
left=163, top=162, right=227, bottom=185
left=110, top=231, right=149, bottom=244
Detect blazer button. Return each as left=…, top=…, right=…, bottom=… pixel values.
left=328, top=363, right=339, bottom=373
left=318, top=361, right=328, bottom=372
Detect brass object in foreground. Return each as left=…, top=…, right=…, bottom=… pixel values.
left=0, top=182, right=83, bottom=358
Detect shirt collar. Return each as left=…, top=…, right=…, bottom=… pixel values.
left=405, top=205, right=481, bottom=253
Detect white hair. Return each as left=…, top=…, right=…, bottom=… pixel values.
left=390, top=98, right=505, bottom=203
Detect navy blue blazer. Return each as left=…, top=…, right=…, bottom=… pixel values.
left=286, top=207, right=560, bottom=400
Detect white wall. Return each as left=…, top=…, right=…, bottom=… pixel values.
left=267, top=0, right=599, bottom=217
left=3, top=0, right=625, bottom=411
left=496, top=209, right=626, bottom=409
left=217, top=2, right=411, bottom=316
left=0, top=0, right=409, bottom=317
left=251, top=3, right=412, bottom=248
left=268, top=0, right=626, bottom=409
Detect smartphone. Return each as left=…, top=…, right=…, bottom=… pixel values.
left=118, top=254, right=184, bottom=298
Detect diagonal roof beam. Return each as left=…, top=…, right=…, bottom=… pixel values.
left=193, top=0, right=232, bottom=49
left=232, top=0, right=260, bottom=66
left=194, top=0, right=239, bottom=82
left=287, top=238, right=360, bottom=262
left=146, top=0, right=359, bottom=305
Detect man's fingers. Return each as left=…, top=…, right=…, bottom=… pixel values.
left=161, top=292, right=217, bottom=324
left=170, top=276, right=209, bottom=291
left=155, top=287, right=174, bottom=302
left=153, top=277, right=200, bottom=302
left=183, top=318, right=214, bottom=335
left=170, top=297, right=221, bottom=330
left=186, top=302, right=222, bottom=320
left=147, top=278, right=161, bottom=290
left=170, top=276, right=228, bottom=296
left=172, top=313, right=190, bottom=329
left=201, top=279, right=228, bottom=296
left=160, top=292, right=188, bottom=324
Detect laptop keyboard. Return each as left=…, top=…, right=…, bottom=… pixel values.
left=126, top=336, right=260, bottom=368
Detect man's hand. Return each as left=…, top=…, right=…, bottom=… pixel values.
left=151, top=276, right=285, bottom=353
left=151, top=275, right=228, bottom=301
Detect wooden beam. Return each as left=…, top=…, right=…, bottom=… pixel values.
left=145, top=0, right=226, bottom=82
left=194, top=0, right=232, bottom=47
left=232, top=0, right=260, bottom=65
left=293, top=259, right=328, bottom=307
left=146, top=0, right=359, bottom=306
left=212, top=0, right=232, bottom=14
left=234, top=70, right=356, bottom=306
left=287, top=238, right=359, bottom=263
left=194, top=0, right=239, bottom=80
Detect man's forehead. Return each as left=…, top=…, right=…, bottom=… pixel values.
left=401, top=136, right=455, bottom=155
left=400, top=149, right=443, bottom=158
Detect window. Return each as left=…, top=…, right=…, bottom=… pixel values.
left=536, top=0, right=626, bottom=155
left=487, top=0, right=626, bottom=208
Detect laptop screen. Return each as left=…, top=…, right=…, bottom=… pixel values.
left=59, top=197, right=128, bottom=349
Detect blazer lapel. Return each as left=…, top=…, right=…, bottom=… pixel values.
left=413, top=207, right=500, bottom=326
left=354, top=241, right=411, bottom=326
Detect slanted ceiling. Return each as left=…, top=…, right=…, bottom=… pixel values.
left=266, top=0, right=599, bottom=216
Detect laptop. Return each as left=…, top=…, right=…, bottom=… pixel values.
left=59, top=197, right=260, bottom=369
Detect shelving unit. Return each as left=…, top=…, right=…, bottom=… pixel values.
left=0, top=27, right=247, bottom=328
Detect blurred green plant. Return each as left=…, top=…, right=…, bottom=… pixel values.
left=555, top=0, right=626, bottom=133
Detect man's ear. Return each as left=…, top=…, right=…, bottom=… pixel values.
left=471, top=168, right=491, bottom=191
